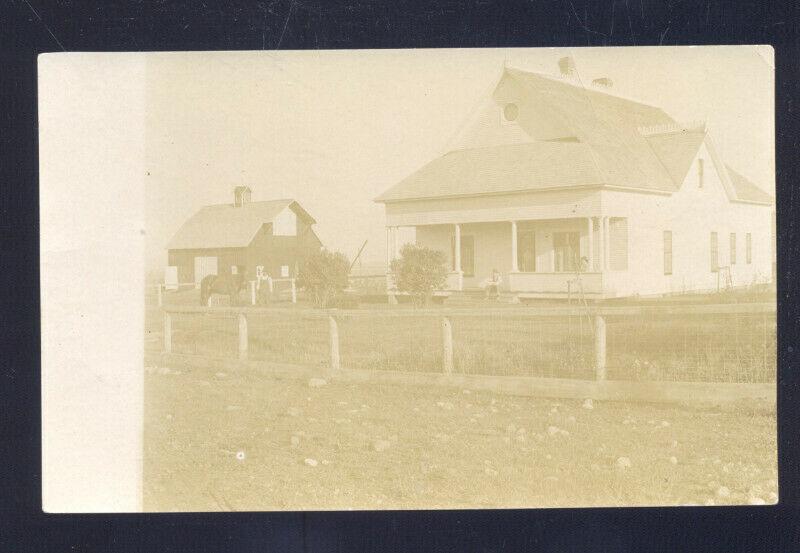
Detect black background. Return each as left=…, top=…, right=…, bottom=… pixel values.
left=2, top=1, right=799, bottom=551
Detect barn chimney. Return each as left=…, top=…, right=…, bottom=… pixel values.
left=558, top=56, right=576, bottom=77
left=234, top=185, right=252, bottom=207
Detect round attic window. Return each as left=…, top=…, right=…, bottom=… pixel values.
left=503, top=103, right=519, bottom=121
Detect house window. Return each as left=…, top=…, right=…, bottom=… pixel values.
left=663, top=230, right=672, bottom=275
left=451, top=235, right=475, bottom=277
left=518, top=230, right=536, bottom=272
left=746, top=233, right=752, bottom=264
left=553, top=232, right=580, bottom=272
left=609, top=218, right=629, bottom=271
left=710, top=232, right=718, bottom=272
left=730, top=233, right=737, bottom=265
left=698, top=158, right=705, bottom=188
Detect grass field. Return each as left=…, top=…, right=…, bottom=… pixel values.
left=143, top=362, right=777, bottom=510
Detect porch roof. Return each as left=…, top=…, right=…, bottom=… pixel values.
left=376, top=142, right=602, bottom=202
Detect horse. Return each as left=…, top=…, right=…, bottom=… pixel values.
left=200, top=272, right=248, bottom=306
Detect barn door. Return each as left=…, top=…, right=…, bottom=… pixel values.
left=194, top=256, right=218, bottom=288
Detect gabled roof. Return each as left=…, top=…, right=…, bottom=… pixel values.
left=726, top=167, right=774, bottom=204
left=501, top=68, right=674, bottom=133
left=377, top=67, right=773, bottom=206
left=168, top=199, right=315, bottom=250
left=644, top=129, right=707, bottom=185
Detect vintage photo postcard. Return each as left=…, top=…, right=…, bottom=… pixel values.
left=40, top=46, right=776, bottom=512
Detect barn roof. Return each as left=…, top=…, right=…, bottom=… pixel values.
left=168, top=199, right=315, bottom=250
left=376, top=67, right=772, bottom=205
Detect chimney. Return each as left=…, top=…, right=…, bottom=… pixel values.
left=234, top=185, right=252, bottom=207
left=591, top=77, right=613, bottom=88
left=558, top=56, right=576, bottom=77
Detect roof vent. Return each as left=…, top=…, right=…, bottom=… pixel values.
left=558, top=56, right=576, bottom=77
left=592, top=77, right=613, bottom=88
left=234, top=185, right=252, bottom=207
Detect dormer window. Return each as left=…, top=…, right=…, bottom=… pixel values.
left=503, top=103, right=519, bottom=122
left=698, top=158, right=705, bottom=188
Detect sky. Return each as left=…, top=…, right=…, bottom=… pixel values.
left=144, top=46, right=774, bottom=272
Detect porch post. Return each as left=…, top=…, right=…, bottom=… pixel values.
left=393, top=226, right=402, bottom=260
left=454, top=223, right=462, bottom=273
left=510, top=221, right=519, bottom=272
left=391, top=227, right=398, bottom=262
left=602, top=216, right=610, bottom=270
left=386, top=226, right=393, bottom=268
left=587, top=217, right=594, bottom=271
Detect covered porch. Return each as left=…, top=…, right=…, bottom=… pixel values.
left=386, top=216, right=628, bottom=299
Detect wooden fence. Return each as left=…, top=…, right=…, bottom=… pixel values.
left=157, top=302, right=776, bottom=405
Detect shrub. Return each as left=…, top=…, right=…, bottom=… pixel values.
left=297, top=248, right=350, bottom=308
left=391, top=244, right=447, bottom=307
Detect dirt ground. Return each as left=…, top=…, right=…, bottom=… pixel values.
left=143, top=362, right=777, bottom=511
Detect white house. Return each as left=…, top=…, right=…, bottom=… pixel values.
left=375, top=64, right=774, bottom=299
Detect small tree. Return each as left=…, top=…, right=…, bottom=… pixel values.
left=391, top=244, right=447, bottom=307
left=297, top=248, right=350, bottom=308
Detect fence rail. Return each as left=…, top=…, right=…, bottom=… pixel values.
left=160, top=302, right=775, bottom=317
left=159, top=302, right=776, bottom=384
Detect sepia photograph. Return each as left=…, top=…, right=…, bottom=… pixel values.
left=40, top=46, right=776, bottom=512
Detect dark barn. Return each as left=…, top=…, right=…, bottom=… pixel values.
left=167, top=186, right=322, bottom=286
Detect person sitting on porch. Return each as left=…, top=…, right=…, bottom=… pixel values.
left=483, top=269, right=502, bottom=299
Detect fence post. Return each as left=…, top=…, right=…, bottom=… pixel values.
left=329, top=315, right=340, bottom=371
left=594, top=314, right=606, bottom=380
left=249, top=280, right=256, bottom=305
left=290, top=279, right=297, bottom=304
left=442, top=317, right=454, bottom=375
left=157, top=284, right=163, bottom=307
left=163, top=311, right=172, bottom=353
left=238, top=312, right=248, bottom=361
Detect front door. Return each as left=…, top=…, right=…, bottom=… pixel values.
left=553, top=232, right=580, bottom=272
